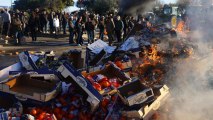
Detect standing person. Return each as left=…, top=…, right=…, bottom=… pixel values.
left=53, top=15, right=60, bottom=39
left=106, top=17, right=115, bottom=46
left=85, top=18, right=95, bottom=44
left=98, top=16, right=105, bottom=40
left=12, top=13, right=22, bottom=45
left=40, top=10, right=48, bottom=33
left=20, top=12, right=28, bottom=35
left=75, top=17, right=83, bottom=46
left=72, top=15, right=78, bottom=42
left=43, top=11, right=48, bottom=33
left=56, top=10, right=62, bottom=32
left=10, top=13, right=15, bottom=38
left=68, top=16, right=75, bottom=44
left=1, top=9, right=11, bottom=38
left=82, top=11, right=88, bottom=24
left=114, top=15, right=124, bottom=43
left=28, top=12, right=39, bottom=41
left=48, top=11, right=54, bottom=34
left=0, top=10, right=4, bottom=40
left=35, top=8, right=41, bottom=32
left=122, top=15, right=128, bottom=39
left=128, top=16, right=135, bottom=32
left=91, top=15, right=98, bottom=39
left=62, top=12, right=68, bottom=34
left=24, top=11, right=31, bottom=37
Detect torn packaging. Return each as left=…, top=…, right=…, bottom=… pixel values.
left=57, top=62, right=103, bottom=112
left=87, top=40, right=116, bottom=54
left=0, top=55, right=39, bottom=81
left=19, top=51, right=38, bottom=70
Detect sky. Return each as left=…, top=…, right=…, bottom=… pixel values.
left=0, top=0, right=14, bottom=7
left=160, top=0, right=177, bottom=4
left=0, top=0, right=177, bottom=7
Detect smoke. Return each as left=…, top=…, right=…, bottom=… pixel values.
left=119, top=0, right=156, bottom=15
left=166, top=51, right=213, bottom=120
left=163, top=2, right=213, bottom=120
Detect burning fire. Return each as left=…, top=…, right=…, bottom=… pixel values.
left=131, top=38, right=194, bottom=88
left=175, top=20, right=190, bottom=37
left=131, top=44, right=165, bottom=87
left=141, top=45, right=163, bottom=65
left=176, top=20, right=185, bottom=32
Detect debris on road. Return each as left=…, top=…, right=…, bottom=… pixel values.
left=0, top=20, right=197, bottom=120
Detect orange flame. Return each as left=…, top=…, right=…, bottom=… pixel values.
left=131, top=45, right=165, bottom=86
left=175, top=20, right=190, bottom=37
left=176, top=20, right=185, bottom=33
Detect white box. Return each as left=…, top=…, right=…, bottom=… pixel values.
left=0, top=74, right=61, bottom=102
left=122, top=85, right=170, bottom=119
left=118, top=80, right=154, bottom=106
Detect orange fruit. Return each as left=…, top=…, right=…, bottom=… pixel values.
left=38, top=113, right=45, bottom=120
left=93, top=82, right=102, bottom=91
left=30, top=108, right=37, bottom=116
left=100, top=80, right=111, bottom=88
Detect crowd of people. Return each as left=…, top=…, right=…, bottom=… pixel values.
left=0, top=8, right=143, bottom=46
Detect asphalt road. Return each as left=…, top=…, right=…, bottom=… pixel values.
left=0, top=46, right=87, bottom=69
left=0, top=33, right=90, bottom=70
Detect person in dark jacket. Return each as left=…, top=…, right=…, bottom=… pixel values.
left=35, top=8, right=41, bottom=32
left=68, top=16, right=75, bottom=44
left=56, top=10, right=62, bottom=32
left=19, top=12, right=28, bottom=35
left=28, top=12, right=39, bottom=41
left=62, top=12, right=68, bottom=34
left=1, top=9, right=11, bottom=38
left=114, top=15, right=124, bottom=43
left=12, top=13, right=22, bottom=45
left=85, top=18, right=95, bottom=44
left=106, top=17, right=115, bottom=46
left=40, top=11, right=48, bottom=33
left=98, top=16, right=105, bottom=40
left=48, top=11, right=54, bottom=34
left=128, top=16, right=135, bottom=32
left=0, top=10, right=4, bottom=40
left=75, top=16, right=83, bottom=46
left=122, top=15, right=128, bottom=39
